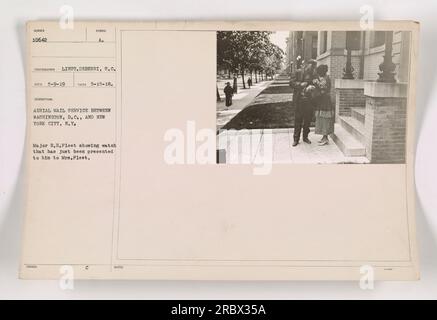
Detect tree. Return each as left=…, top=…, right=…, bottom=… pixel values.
left=217, top=31, right=281, bottom=89
left=263, top=42, right=284, bottom=79
left=216, top=85, right=221, bottom=102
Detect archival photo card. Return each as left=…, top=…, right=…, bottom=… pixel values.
left=21, top=21, right=419, bottom=280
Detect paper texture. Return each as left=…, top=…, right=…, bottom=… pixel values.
left=21, top=21, right=419, bottom=280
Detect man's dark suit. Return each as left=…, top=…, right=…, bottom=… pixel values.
left=290, top=67, right=317, bottom=142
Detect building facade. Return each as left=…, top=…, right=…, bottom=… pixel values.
left=285, top=31, right=318, bottom=74
left=316, top=31, right=410, bottom=89
left=286, top=30, right=411, bottom=163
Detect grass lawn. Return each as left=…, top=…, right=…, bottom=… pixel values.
left=222, top=82, right=315, bottom=130
left=222, top=102, right=295, bottom=130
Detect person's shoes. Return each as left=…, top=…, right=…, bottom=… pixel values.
left=292, top=140, right=299, bottom=147
left=318, top=140, right=328, bottom=146
left=303, top=137, right=311, bottom=144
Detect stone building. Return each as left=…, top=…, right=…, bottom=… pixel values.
left=286, top=30, right=411, bottom=163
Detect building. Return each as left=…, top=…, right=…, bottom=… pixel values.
left=316, top=31, right=410, bottom=91
left=285, top=31, right=318, bottom=74
left=286, top=30, right=411, bottom=163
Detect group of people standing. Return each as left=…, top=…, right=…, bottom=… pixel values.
left=221, top=60, right=335, bottom=148
left=290, top=59, right=334, bottom=147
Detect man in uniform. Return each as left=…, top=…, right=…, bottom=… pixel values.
left=290, top=59, right=317, bottom=146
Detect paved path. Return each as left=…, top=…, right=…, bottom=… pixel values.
left=216, top=79, right=273, bottom=129
left=220, top=75, right=294, bottom=130
left=217, top=128, right=369, bottom=164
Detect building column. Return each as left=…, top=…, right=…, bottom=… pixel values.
left=377, top=31, right=396, bottom=83
left=342, top=32, right=355, bottom=79
left=397, top=31, right=411, bottom=83
left=364, top=82, right=408, bottom=163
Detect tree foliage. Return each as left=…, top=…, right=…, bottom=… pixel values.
left=217, top=31, right=284, bottom=80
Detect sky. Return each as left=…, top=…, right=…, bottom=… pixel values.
left=269, top=31, right=289, bottom=53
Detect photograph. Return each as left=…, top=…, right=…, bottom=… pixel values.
left=217, top=30, right=411, bottom=164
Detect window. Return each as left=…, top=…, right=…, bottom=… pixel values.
left=370, top=31, right=385, bottom=48
left=346, top=31, right=361, bottom=50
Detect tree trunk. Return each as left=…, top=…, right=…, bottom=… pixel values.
left=233, top=76, right=238, bottom=94
left=216, top=85, right=221, bottom=102
left=228, top=69, right=231, bottom=79
left=241, top=70, right=246, bottom=89
left=255, top=71, right=258, bottom=83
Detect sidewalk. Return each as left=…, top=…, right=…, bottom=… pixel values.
left=216, top=79, right=273, bottom=129
left=217, top=128, right=369, bottom=164
left=221, top=75, right=294, bottom=130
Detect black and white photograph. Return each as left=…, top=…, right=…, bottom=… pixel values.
left=217, top=30, right=411, bottom=164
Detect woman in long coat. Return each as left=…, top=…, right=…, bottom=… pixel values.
left=224, top=82, right=234, bottom=107
left=313, top=64, right=334, bottom=145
